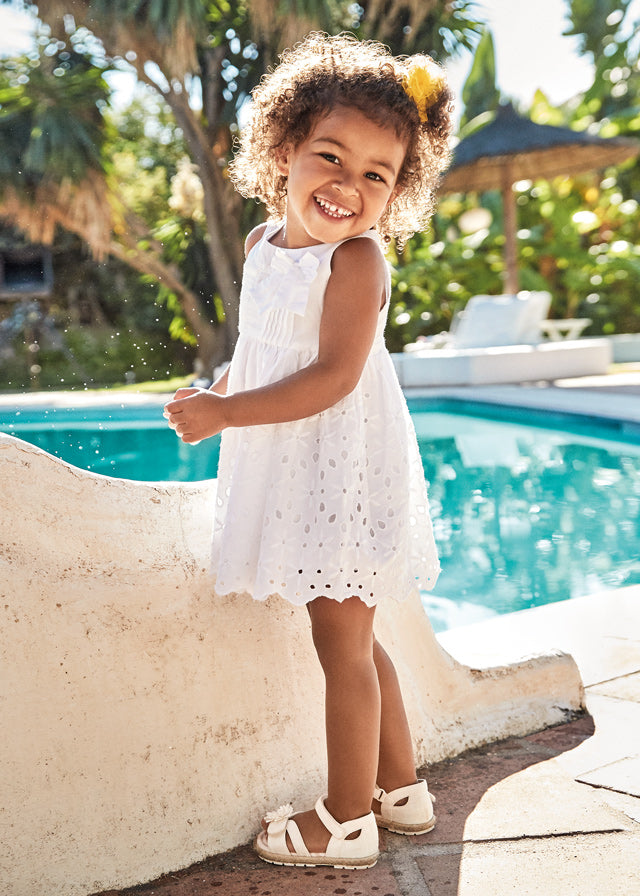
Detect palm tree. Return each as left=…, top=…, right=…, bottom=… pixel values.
left=0, top=0, right=481, bottom=370
left=358, top=0, right=481, bottom=59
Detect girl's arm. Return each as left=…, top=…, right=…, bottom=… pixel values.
left=164, top=238, right=385, bottom=443
left=210, top=364, right=229, bottom=395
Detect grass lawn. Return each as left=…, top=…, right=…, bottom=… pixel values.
left=103, top=375, right=194, bottom=394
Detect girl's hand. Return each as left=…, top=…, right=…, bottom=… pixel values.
left=163, top=387, right=227, bottom=444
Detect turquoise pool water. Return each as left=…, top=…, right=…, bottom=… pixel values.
left=3, top=398, right=640, bottom=631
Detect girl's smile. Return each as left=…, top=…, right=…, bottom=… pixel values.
left=274, top=106, right=407, bottom=248
left=315, top=196, right=354, bottom=219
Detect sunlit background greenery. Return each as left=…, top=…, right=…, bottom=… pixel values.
left=0, top=0, right=638, bottom=389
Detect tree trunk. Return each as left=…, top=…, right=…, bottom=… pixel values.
left=162, top=88, right=244, bottom=361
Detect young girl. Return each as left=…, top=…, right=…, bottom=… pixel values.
left=164, top=32, right=452, bottom=870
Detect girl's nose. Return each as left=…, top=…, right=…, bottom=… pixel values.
left=333, top=172, right=358, bottom=196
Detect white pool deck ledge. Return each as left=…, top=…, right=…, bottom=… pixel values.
left=1, top=371, right=639, bottom=896
left=392, top=336, right=614, bottom=388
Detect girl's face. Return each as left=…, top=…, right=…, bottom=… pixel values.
left=274, top=105, right=407, bottom=248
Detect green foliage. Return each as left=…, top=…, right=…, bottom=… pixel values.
left=388, top=161, right=640, bottom=349
left=2, top=0, right=638, bottom=376
left=90, top=0, right=208, bottom=31
left=0, top=0, right=488, bottom=374
left=0, top=46, right=111, bottom=188
left=107, top=91, right=188, bottom=226
left=387, top=198, right=504, bottom=352
left=0, top=224, right=194, bottom=390
left=357, top=0, right=483, bottom=60
left=567, top=0, right=640, bottom=128
left=152, top=216, right=220, bottom=347
left=0, top=324, right=191, bottom=390
left=388, top=0, right=640, bottom=350
left=565, top=0, right=633, bottom=58
left=460, top=27, right=500, bottom=129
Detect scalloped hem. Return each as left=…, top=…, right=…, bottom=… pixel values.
left=210, top=573, right=440, bottom=608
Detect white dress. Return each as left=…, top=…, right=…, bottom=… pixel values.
left=211, top=222, right=440, bottom=607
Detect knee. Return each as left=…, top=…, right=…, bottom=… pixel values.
left=312, top=623, right=374, bottom=673
left=310, top=598, right=375, bottom=673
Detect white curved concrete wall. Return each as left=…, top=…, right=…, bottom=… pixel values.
left=0, top=433, right=584, bottom=896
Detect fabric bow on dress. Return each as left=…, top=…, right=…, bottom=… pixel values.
left=252, top=249, right=320, bottom=317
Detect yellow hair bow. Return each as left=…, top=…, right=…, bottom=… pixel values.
left=403, top=57, right=446, bottom=122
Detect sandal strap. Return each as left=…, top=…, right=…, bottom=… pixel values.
left=315, top=796, right=373, bottom=841
left=283, top=818, right=310, bottom=857
left=264, top=806, right=310, bottom=857
left=374, top=779, right=436, bottom=807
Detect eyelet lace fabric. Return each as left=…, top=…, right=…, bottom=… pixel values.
left=211, top=223, right=440, bottom=607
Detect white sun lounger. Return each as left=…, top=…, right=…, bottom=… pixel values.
left=393, top=292, right=612, bottom=387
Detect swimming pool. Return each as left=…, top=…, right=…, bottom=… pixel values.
left=3, top=397, right=639, bottom=631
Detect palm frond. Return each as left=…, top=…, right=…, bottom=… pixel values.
left=1, top=172, right=113, bottom=258
left=358, top=0, right=483, bottom=58
left=248, top=0, right=339, bottom=47
left=36, top=0, right=203, bottom=79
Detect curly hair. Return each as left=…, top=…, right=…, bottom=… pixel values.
left=228, top=32, right=454, bottom=246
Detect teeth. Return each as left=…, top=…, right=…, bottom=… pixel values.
left=316, top=197, right=353, bottom=218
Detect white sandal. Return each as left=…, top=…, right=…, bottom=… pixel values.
left=255, top=796, right=379, bottom=869
left=373, top=779, right=436, bottom=835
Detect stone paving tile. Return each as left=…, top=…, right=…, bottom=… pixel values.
left=588, top=671, right=640, bottom=703
left=420, top=716, right=596, bottom=845
left=415, top=831, right=640, bottom=896
left=578, top=635, right=640, bottom=689
left=437, top=589, right=640, bottom=688
left=462, top=758, right=631, bottom=841
left=577, top=755, right=640, bottom=798
left=553, top=693, right=640, bottom=779
left=94, top=843, right=403, bottom=896
left=596, top=789, right=640, bottom=824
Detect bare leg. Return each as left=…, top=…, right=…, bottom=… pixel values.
left=291, top=595, right=380, bottom=853
left=373, top=638, right=418, bottom=794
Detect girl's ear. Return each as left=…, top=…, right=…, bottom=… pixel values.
left=274, top=145, right=291, bottom=176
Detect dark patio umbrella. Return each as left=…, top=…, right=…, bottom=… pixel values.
left=440, top=103, right=640, bottom=293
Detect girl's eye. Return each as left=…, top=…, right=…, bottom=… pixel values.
left=366, top=171, right=385, bottom=183
left=321, top=152, right=339, bottom=164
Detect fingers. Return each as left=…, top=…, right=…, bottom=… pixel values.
left=163, top=400, right=185, bottom=434
left=163, top=386, right=203, bottom=418
left=163, top=396, right=200, bottom=443
left=167, top=415, right=194, bottom=441
left=163, top=404, right=179, bottom=429
left=162, top=386, right=219, bottom=445
left=163, top=398, right=188, bottom=415
left=174, top=387, right=201, bottom=399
